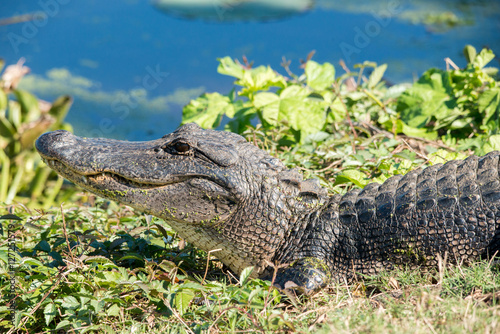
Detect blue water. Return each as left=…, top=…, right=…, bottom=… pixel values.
left=1, top=0, right=499, bottom=140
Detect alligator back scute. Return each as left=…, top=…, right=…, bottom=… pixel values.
left=325, top=152, right=500, bottom=276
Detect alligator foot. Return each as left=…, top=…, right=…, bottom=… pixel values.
left=267, top=258, right=331, bottom=295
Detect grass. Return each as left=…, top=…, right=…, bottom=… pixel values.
left=1, top=195, right=499, bottom=333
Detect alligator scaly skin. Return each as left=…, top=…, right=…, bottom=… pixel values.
left=36, top=124, right=500, bottom=293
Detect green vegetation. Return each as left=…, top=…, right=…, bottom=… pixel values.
left=0, top=59, right=75, bottom=208
left=183, top=45, right=500, bottom=191
left=1, top=45, right=500, bottom=332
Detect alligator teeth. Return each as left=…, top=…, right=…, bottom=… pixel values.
left=81, top=175, right=88, bottom=184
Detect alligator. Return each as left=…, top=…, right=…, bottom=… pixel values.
left=36, top=123, right=500, bottom=294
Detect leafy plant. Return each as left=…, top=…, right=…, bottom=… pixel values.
left=0, top=59, right=75, bottom=207
left=182, top=47, right=499, bottom=193
left=397, top=46, right=499, bottom=147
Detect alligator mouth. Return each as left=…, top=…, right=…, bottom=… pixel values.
left=42, top=158, right=166, bottom=190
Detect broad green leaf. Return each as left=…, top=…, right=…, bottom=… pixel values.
left=473, top=48, right=495, bottom=69
left=174, top=290, right=195, bottom=316
left=180, top=282, right=206, bottom=291
left=254, top=92, right=280, bottom=126
left=44, top=302, right=56, bottom=325
left=182, top=92, right=233, bottom=129
left=34, top=240, right=51, bottom=252
left=484, top=135, right=500, bottom=153
left=55, top=320, right=72, bottom=330
left=107, top=303, right=121, bottom=316
left=397, top=70, right=451, bottom=128
left=279, top=98, right=326, bottom=141
left=428, top=149, right=467, bottom=165
left=240, top=266, right=254, bottom=286
left=280, top=85, right=309, bottom=99
left=217, top=56, right=245, bottom=79
left=61, top=296, right=80, bottom=309
left=335, top=169, right=368, bottom=188
left=305, top=61, right=335, bottom=91
left=368, top=64, right=387, bottom=88
left=22, top=257, right=44, bottom=267
left=478, top=88, right=500, bottom=125
left=238, top=65, right=285, bottom=97
left=401, top=122, right=438, bottom=140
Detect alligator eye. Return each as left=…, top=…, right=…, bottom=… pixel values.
left=174, top=142, right=190, bottom=153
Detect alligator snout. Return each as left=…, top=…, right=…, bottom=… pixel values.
left=35, top=130, right=76, bottom=159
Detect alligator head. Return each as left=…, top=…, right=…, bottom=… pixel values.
left=36, top=123, right=328, bottom=277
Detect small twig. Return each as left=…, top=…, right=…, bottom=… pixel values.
left=400, top=137, right=429, bottom=161
left=343, top=277, right=353, bottom=302
left=422, top=316, right=438, bottom=334
left=444, top=57, right=460, bottom=70
left=202, top=248, right=221, bottom=284
left=163, top=299, right=195, bottom=334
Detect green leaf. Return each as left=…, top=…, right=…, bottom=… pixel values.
left=174, top=290, right=195, bottom=316
left=49, top=95, right=73, bottom=128
left=473, top=48, right=495, bottom=69
left=7, top=100, right=21, bottom=128
left=13, top=89, right=40, bottom=123
left=0, top=214, right=22, bottom=220
left=238, top=65, right=285, bottom=97
left=107, top=303, right=121, bottom=316
left=463, top=45, right=477, bottom=64
left=0, top=90, right=7, bottom=112
left=240, top=266, right=254, bottom=286
left=401, top=122, right=438, bottom=140
left=217, top=56, right=245, bottom=79
left=22, top=257, right=44, bottom=267
left=478, top=87, right=500, bottom=126
left=182, top=92, right=233, bottom=129
left=44, top=302, right=56, bottom=325
left=225, top=105, right=256, bottom=133
left=484, top=135, right=500, bottom=153
left=55, top=320, right=72, bottom=330
left=0, top=113, right=16, bottom=137
left=397, top=70, right=452, bottom=128
left=335, top=169, right=368, bottom=188
left=368, top=64, right=387, bottom=88
left=254, top=92, right=280, bottom=126
left=61, top=296, right=80, bottom=309
left=118, top=254, right=144, bottom=263
left=34, top=240, right=51, bottom=252
left=305, top=61, right=335, bottom=91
